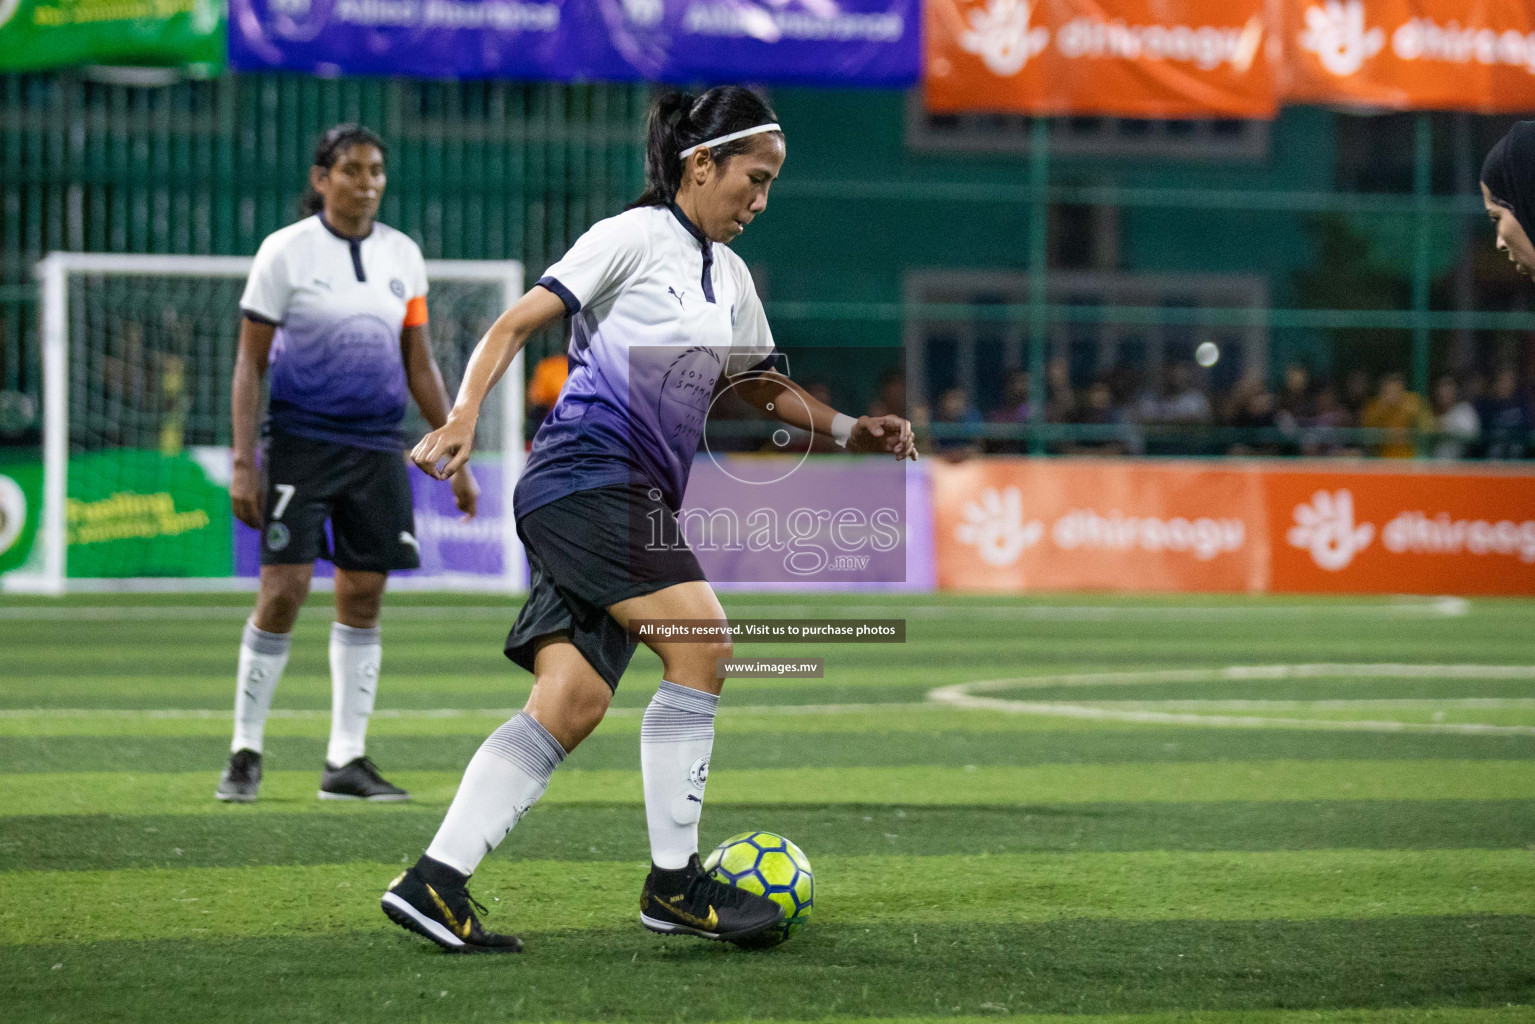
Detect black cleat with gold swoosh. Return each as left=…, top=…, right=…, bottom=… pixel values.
left=380, top=857, right=523, bottom=954
left=640, top=854, right=785, bottom=944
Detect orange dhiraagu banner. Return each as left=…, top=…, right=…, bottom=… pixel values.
left=925, top=0, right=1278, bottom=118
left=1267, top=467, right=1535, bottom=595
left=932, top=459, right=1535, bottom=595
left=1283, top=0, right=1535, bottom=113
left=931, top=460, right=1270, bottom=593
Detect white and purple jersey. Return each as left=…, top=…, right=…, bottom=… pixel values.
left=240, top=215, right=429, bottom=452
left=516, top=204, right=777, bottom=518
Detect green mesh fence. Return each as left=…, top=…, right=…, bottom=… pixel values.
left=0, top=72, right=651, bottom=447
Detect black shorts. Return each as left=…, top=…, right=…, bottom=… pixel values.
left=505, top=484, right=706, bottom=691
left=259, top=431, right=420, bottom=574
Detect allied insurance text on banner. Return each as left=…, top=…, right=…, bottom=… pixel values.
left=228, top=0, right=582, bottom=78
left=925, top=0, right=1278, bottom=118
left=229, top=0, right=919, bottom=85
left=1283, top=0, right=1535, bottom=112
left=587, top=0, right=918, bottom=85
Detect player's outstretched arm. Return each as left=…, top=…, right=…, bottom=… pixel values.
left=411, top=286, right=567, bottom=481
left=402, top=324, right=479, bottom=519
left=731, top=371, right=918, bottom=461
left=230, top=317, right=276, bottom=528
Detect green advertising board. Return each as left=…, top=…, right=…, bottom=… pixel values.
left=0, top=453, right=41, bottom=577
left=67, top=448, right=231, bottom=578
left=0, top=0, right=223, bottom=73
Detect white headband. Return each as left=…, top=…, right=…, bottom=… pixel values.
left=678, top=123, right=782, bottom=161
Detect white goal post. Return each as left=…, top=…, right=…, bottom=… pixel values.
left=10, top=252, right=526, bottom=595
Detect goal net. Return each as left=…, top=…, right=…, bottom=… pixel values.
left=9, top=253, right=525, bottom=594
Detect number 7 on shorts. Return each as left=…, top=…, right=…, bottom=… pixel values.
left=272, top=484, right=296, bottom=520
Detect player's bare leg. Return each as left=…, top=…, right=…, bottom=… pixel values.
left=251, top=562, right=313, bottom=633
left=333, top=567, right=385, bottom=628
left=609, top=580, right=731, bottom=695
left=217, top=563, right=313, bottom=802
left=608, top=582, right=733, bottom=868
left=522, top=638, right=614, bottom=751
left=319, top=569, right=407, bottom=801
left=609, top=582, right=785, bottom=943
left=383, top=638, right=605, bottom=952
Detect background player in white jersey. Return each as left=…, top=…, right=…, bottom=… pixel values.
left=216, top=124, right=478, bottom=803
left=380, top=87, right=916, bottom=953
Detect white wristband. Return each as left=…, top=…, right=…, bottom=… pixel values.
left=830, top=413, right=856, bottom=448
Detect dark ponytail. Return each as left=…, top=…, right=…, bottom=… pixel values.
left=630, top=87, right=780, bottom=209
left=300, top=123, right=387, bottom=218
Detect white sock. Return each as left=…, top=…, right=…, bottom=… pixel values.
left=425, top=711, right=566, bottom=876
left=231, top=622, right=291, bottom=755
left=326, top=622, right=381, bottom=768
left=641, top=681, right=718, bottom=870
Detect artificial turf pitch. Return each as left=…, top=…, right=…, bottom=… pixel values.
left=1, top=591, right=1532, bottom=1024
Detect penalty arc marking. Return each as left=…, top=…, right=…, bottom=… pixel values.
left=927, top=664, right=1535, bottom=736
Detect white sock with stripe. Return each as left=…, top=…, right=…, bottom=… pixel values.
left=231, top=622, right=291, bottom=755
left=641, top=681, right=718, bottom=870
left=424, top=711, right=567, bottom=876
left=326, top=622, right=381, bottom=768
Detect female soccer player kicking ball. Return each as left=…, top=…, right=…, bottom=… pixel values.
left=216, top=125, right=478, bottom=804
left=380, top=87, right=915, bottom=952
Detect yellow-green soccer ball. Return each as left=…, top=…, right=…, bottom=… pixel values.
left=703, top=831, right=813, bottom=946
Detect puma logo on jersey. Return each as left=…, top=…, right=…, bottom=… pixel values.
left=398, top=531, right=419, bottom=554
left=312, top=278, right=332, bottom=290
left=667, top=287, right=685, bottom=308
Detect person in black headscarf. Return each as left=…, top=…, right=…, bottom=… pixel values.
left=1480, top=123, right=1535, bottom=457
left=1482, top=121, right=1535, bottom=280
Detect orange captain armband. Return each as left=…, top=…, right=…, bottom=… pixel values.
left=403, top=296, right=429, bottom=329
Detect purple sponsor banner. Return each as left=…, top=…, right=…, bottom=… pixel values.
left=232, top=453, right=937, bottom=590
left=236, top=458, right=509, bottom=581
left=701, top=456, right=934, bottom=591
left=678, top=455, right=916, bottom=586
left=587, top=0, right=920, bottom=87
left=228, top=0, right=581, bottom=78
left=228, top=0, right=919, bottom=86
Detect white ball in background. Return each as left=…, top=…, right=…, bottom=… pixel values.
left=1195, top=342, right=1220, bottom=368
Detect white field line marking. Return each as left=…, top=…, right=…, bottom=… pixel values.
left=0, top=597, right=1472, bottom=622
left=0, top=702, right=938, bottom=721
left=928, top=663, right=1535, bottom=736
left=1081, top=698, right=1535, bottom=710
left=729, top=598, right=1472, bottom=620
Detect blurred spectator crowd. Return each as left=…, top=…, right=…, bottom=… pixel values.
left=524, top=351, right=1535, bottom=462
left=917, top=359, right=1535, bottom=461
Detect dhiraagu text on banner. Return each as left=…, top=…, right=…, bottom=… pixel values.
left=0, top=0, right=223, bottom=73
left=931, top=458, right=1535, bottom=596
